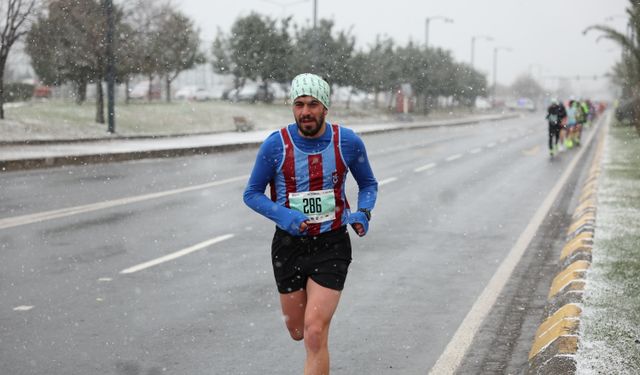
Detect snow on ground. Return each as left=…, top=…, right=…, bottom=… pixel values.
left=576, top=123, right=640, bottom=374
left=0, top=99, right=472, bottom=142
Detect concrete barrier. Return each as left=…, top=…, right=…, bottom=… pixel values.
left=527, top=123, right=607, bottom=374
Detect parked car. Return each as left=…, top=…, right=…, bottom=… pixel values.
left=192, top=88, right=218, bottom=101
left=129, top=81, right=161, bottom=100
left=506, top=97, right=536, bottom=112
left=227, top=84, right=275, bottom=103
left=33, top=85, right=52, bottom=99
left=474, top=96, right=492, bottom=110
left=175, top=86, right=216, bottom=101
left=175, top=85, right=198, bottom=100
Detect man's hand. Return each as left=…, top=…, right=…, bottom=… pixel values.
left=299, top=221, right=309, bottom=233
left=347, top=211, right=369, bottom=237
left=352, top=222, right=365, bottom=236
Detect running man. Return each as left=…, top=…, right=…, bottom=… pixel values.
left=564, top=100, right=578, bottom=149
left=243, top=73, right=378, bottom=374
left=545, top=98, right=565, bottom=157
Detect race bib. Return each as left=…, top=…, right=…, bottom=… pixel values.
left=288, top=189, right=336, bottom=224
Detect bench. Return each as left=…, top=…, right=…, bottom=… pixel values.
left=233, top=116, right=255, bottom=132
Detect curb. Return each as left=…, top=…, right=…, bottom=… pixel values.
left=0, top=143, right=259, bottom=171
left=526, top=122, right=607, bottom=374
left=0, top=113, right=520, bottom=172
left=0, top=130, right=234, bottom=146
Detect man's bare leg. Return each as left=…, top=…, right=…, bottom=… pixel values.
left=303, top=279, right=341, bottom=375
left=280, top=289, right=307, bottom=341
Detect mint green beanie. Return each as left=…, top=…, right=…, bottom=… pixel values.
left=289, top=73, right=330, bottom=109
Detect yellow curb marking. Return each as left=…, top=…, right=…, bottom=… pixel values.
left=566, top=212, right=595, bottom=235
left=584, top=173, right=599, bottom=183
left=529, top=304, right=582, bottom=360
left=572, top=207, right=596, bottom=222
left=560, top=232, right=593, bottom=261
left=529, top=111, right=608, bottom=368
left=557, top=335, right=579, bottom=355
left=572, top=200, right=596, bottom=219
left=579, top=189, right=596, bottom=203
left=581, top=183, right=597, bottom=196
left=548, top=260, right=591, bottom=299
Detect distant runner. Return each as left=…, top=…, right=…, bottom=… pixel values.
left=243, top=73, right=378, bottom=374
left=546, top=98, right=566, bottom=157
left=564, top=100, right=578, bottom=149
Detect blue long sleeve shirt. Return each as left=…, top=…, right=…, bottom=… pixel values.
left=243, top=122, right=378, bottom=233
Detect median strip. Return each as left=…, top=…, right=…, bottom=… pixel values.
left=429, top=108, right=605, bottom=375
left=527, top=115, right=608, bottom=374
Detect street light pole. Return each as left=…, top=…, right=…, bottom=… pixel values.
left=470, top=35, right=492, bottom=68
left=313, top=0, right=317, bottom=29
left=492, top=46, right=512, bottom=108
left=104, top=0, right=116, bottom=133
left=425, top=16, right=453, bottom=47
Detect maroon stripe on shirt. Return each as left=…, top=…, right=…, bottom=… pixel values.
left=331, top=124, right=348, bottom=230
left=307, top=153, right=324, bottom=236
left=280, top=128, right=296, bottom=208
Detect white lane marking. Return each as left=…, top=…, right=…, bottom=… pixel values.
left=378, top=177, right=398, bottom=186
left=414, top=163, right=437, bottom=173
left=98, top=277, right=112, bottom=282
left=120, top=234, right=234, bottom=274
left=0, top=175, right=249, bottom=230
left=468, top=148, right=482, bottom=154
left=13, top=305, right=34, bottom=311
left=486, top=142, right=497, bottom=148
left=428, top=112, right=606, bottom=374
left=445, top=154, right=463, bottom=162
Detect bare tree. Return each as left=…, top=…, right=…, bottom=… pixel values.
left=124, top=0, right=169, bottom=102
left=155, top=7, right=204, bottom=103
left=0, top=0, right=39, bottom=119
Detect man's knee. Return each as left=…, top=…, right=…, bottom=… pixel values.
left=304, top=322, right=328, bottom=353
left=287, top=325, right=304, bottom=341
left=283, top=315, right=305, bottom=341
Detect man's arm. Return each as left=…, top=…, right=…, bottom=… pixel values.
left=346, top=132, right=378, bottom=211
left=341, top=128, right=378, bottom=236
left=243, top=133, right=309, bottom=235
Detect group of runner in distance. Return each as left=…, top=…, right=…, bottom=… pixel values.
left=545, top=98, right=606, bottom=158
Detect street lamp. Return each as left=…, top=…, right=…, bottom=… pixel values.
left=425, top=16, right=453, bottom=47
left=470, top=34, right=492, bottom=68
left=492, top=46, right=512, bottom=108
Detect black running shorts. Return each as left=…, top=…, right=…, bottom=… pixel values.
left=271, top=226, right=352, bottom=294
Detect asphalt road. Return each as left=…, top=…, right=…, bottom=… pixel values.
left=0, top=114, right=598, bottom=374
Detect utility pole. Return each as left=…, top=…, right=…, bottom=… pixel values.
left=104, top=0, right=116, bottom=133
left=492, top=46, right=512, bottom=108
left=312, top=0, right=318, bottom=71
left=313, top=0, right=317, bottom=29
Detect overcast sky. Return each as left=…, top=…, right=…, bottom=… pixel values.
left=178, top=0, right=629, bottom=98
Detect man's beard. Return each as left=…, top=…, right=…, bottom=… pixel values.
left=296, top=113, right=325, bottom=137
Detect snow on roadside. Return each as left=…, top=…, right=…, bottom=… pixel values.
left=576, top=124, right=640, bottom=375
